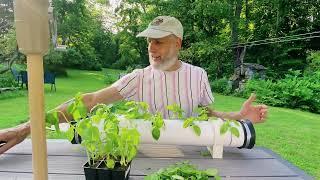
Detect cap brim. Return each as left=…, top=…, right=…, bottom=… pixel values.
left=136, top=28, right=172, bottom=38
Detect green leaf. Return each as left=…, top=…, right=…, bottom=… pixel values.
left=172, top=175, right=184, bottom=179
left=230, top=127, right=240, bottom=137
left=220, top=122, right=229, bottom=134
left=45, top=111, right=60, bottom=133
left=152, top=128, right=160, bottom=140
left=106, top=159, right=115, bottom=169
left=183, top=117, right=194, bottom=128
left=204, top=168, right=218, bottom=176
left=66, top=126, right=75, bottom=142
left=192, top=125, right=201, bottom=136
left=78, top=105, right=88, bottom=119
left=67, top=103, right=74, bottom=115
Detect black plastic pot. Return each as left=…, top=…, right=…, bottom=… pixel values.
left=111, top=162, right=131, bottom=180
left=83, top=160, right=99, bottom=180
left=96, top=161, right=131, bottom=180
left=97, top=161, right=112, bottom=180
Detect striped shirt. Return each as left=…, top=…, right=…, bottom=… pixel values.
left=112, top=62, right=214, bottom=118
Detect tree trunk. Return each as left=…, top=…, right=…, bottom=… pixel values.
left=231, top=0, right=243, bottom=71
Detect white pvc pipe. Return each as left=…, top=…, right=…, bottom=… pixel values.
left=118, top=118, right=246, bottom=148
left=67, top=118, right=255, bottom=158
left=75, top=118, right=255, bottom=149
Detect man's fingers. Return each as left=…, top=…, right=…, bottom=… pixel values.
left=260, top=109, right=268, bottom=113
left=245, top=93, right=256, bottom=105
left=0, top=140, right=15, bottom=154
left=260, top=112, right=268, bottom=120
left=257, top=104, right=268, bottom=109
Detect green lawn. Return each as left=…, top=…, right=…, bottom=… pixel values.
left=0, top=68, right=319, bottom=178
left=0, top=68, right=122, bottom=128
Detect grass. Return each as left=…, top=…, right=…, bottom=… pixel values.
left=0, top=68, right=122, bottom=129
left=212, top=95, right=320, bottom=178
left=0, top=68, right=319, bottom=178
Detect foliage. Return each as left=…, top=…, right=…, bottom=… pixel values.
left=0, top=71, right=18, bottom=88
left=210, top=78, right=233, bottom=95
left=305, top=51, right=320, bottom=74
left=220, top=120, right=240, bottom=137
left=43, top=48, right=67, bottom=76
left=242, top=70, right=320, bottom=113
left=51, top=0, right=117, bottom=70
left=0, top=28, right=16, bottom=61
left=144, top=161, right=220, bottom=180
left=120, top=101, right=164, bottom=140
left=0, top=0, right=14, bottom=34
left=46, top=93, right=141, bottom=168
left=114, top=0, right=320, bottom=80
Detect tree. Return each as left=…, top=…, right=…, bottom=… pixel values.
left=0, top=0, right=14, bottom=35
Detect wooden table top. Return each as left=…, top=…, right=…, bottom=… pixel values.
left=0, top=139, right=313, bottom=180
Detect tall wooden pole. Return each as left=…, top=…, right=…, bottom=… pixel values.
left=27, top=55, right=48, bottom=180
left=13, top=0, right=50, bottom=179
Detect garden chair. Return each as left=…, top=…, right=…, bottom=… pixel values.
left=20, top=70, right=28, bottom=89
left=44, top=71, right=56, bottom=92
left=11, top=68, right=22, bottom=85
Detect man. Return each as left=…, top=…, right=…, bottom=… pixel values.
left=0, top=16, right=268, bottom=154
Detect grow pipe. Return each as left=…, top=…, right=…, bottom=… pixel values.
left=71, top=118, right=255, bottom=159
left=119, top=118, right=255, bottom=158
left=13, top=0, right=50, bottom=179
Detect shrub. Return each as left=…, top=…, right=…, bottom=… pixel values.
left=242, top=70, right=320, bottom=113
left=305, top=51, right=320, bottom=74
left=0, top=72, right=18, bottom=88
left=210, top=78, right=232, bottom=95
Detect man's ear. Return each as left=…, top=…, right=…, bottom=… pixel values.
left=176, top=38, right=182, bottom=49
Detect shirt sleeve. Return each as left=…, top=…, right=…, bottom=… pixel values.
left=199, top=69, right=214, bottom=106
left=111, top=69, right=140, bottom=100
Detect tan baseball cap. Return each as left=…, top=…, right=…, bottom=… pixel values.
left=136, top=16, right=183, bottom=40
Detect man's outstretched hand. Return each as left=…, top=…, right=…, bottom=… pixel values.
left=0, top=123, right=30, bottom=155
left=240, top=93, right=268, bottom=123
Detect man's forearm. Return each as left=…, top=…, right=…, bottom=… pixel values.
left=207, top=108, right=243, bottom=120
left=16, top=121, right=31, bottom=138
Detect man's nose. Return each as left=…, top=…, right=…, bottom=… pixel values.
left=148, top=41, right=157, bottom=52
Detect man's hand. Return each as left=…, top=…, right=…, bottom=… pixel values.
left=240, top=93, right=268, bottom=123
left=0, top=123, right=30, bottom=154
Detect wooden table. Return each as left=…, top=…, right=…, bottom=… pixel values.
left=0, top=139, right=313, bottom=180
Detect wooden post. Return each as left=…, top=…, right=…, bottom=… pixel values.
left=27, top=55, right=48, bottom=180
left=13, top=0, right=50, bottom=179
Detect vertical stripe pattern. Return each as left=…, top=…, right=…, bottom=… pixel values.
left=112, top=62, right=214, bottom=118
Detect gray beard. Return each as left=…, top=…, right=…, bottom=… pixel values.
left=151, top=57, right=177, bottom=71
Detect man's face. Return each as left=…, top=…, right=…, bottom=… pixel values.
left=148, top=35, right=181, bottom=71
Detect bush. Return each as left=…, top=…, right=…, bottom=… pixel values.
left=305, top=51, right=320, bottom=74
left=242, top=70, right=320, bottom=113
left=60, top=47, right=102, bottom=71
left=0, top=72, right=18, bottom=88
left=210, top=78, right=232, bottom=95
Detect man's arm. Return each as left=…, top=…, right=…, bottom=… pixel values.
left=207, top=93, right=268, bottom=123
left=207, top=109, right=243, bottom=120
left=55, top=86, right=123, bottom=123
left=0, top=86, right=123, bottom=154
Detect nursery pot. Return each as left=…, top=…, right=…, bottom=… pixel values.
left=111, top=161, right=131, bottom=180
left=96, top=161, right=131, bottom=180
left=83, top=160, right=99, bottom=180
